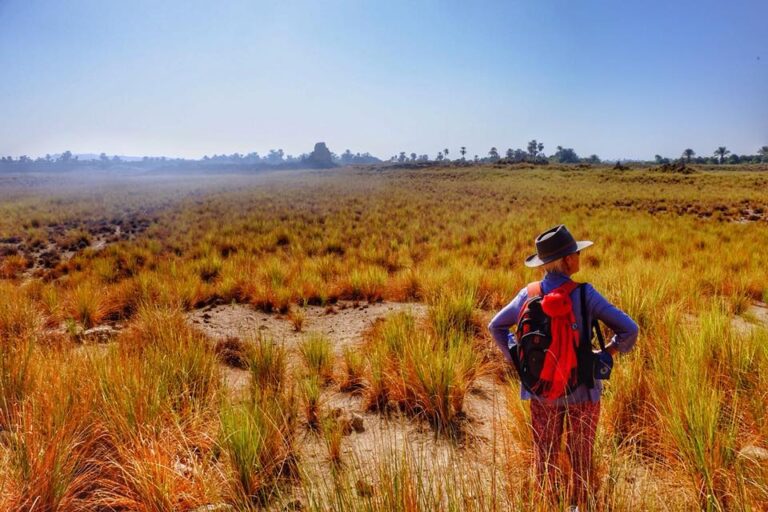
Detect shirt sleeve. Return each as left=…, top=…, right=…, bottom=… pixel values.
left=487, top=287, right=528, bottom=363
left=585, top=284, right=639, bottom=354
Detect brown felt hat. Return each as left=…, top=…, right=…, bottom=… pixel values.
left=524, top=224, right=593, bottom=268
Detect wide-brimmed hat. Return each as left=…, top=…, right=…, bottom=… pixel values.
left=524, top=225, right=593, bottom=268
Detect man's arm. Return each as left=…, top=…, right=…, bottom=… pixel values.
left=586, top=284, right=639, bottom=355
left=487, top=287, right=527, bottom=363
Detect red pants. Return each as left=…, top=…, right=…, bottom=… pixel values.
left=530, top=399, right=601, bottom=506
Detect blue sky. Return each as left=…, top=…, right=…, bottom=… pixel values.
left=1, top=0, right=766, bottom=161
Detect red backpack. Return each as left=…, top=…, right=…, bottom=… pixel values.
left=509, top=281, right=604, bottom=399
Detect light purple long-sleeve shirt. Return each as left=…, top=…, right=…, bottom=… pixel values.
left=488, top=271, right=639, bottom=404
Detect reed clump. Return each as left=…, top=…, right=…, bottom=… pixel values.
left=362, top=306, right=481, bottom=432
left=299, top=332, right=335, bottom=384
left=219, top=391, right=299, bottom=507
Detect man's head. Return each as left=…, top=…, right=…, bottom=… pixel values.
left=524, top=224, right=592, bottom=272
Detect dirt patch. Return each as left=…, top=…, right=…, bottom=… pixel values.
left=603, top=198, right=768, bottom=223
left=731, top=302, right=768, bottom=335
left=189, top=301, right=427, bottom=399
left=188, top=300, right=428, bottom=353
left=650, top=162, right=697, bottom=174
left=296, top=382, right=511, bottom=496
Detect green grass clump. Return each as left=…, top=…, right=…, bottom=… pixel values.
left=406, top=332, right=478, bottom=431
left=248, top=335, right=287, bottom=397
left=428, top=287, right=478, bottom=339
left=219, top=394, right=298, bottom=507
left=96, top=307, right=220, bottom=433
left=363, top=310, right=481, bottom=432
left=339, top=346, right=365, bottom=392
left=300, top=375, right=322, bottom=430
left=299, top=332, right=335, bottom=384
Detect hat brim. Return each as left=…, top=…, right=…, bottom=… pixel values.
left=524, top=240, right=593, bottom=268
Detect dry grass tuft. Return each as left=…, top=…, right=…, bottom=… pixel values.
left=215, top=335, right=251, bottom=369
left=362, top=308, right=482, bottom=432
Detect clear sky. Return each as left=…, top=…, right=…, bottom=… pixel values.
left=1, top=0, right=766, bottom=161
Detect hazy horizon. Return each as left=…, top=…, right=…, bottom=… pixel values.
left=1, top=0, right=766, bottom=162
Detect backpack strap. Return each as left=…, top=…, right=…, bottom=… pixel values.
left=552, top=280, right=579, bottom=297
left=516, top=282, right=543, bottom=327
left=526, top=281, right=542, bottom=298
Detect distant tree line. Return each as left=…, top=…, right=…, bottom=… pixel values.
left=391, top=140, right=600, bottom=165
left=654, top=146, right=768, bottom=165
left=0, top=144, right=381, bottom=172
left=388, top=142, right=768, bottom=167
left=3, top=143, right=767, bottom=172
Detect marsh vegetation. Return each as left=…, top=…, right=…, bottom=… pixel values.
left=0, top=165, right=766, bottom=510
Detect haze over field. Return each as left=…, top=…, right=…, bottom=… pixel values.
left=1, top=0, right=766, bottom=161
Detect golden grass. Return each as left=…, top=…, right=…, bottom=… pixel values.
left=0, top=166, right=766, bottom=509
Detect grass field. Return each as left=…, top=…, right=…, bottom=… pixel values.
left=0, top=164, right=767, bottom=511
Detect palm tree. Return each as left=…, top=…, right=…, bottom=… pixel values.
left=527, top=140, right=538, bottom=161
left=460, top=146, right=467, bottom=160
left=714, top=146, right=730, bottom=164
left=758, top=146, right=768, bottom=163
left=489, top=147, right=499, bottom=160
left=682, top=148, right=695, bottom=163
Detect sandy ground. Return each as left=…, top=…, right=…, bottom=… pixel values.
left=185, top=300, right=514, bottom=504
left=188, top=300, right=428, bottom=396
left=731, top=302, right=768, bottom=334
